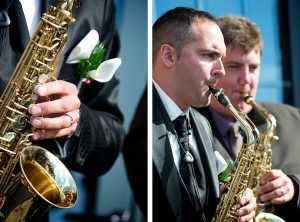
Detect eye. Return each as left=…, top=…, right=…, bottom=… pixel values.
left=249, top=65, right=258, bottom=72
left=203, top=53, right=216, bottom=60
left=225, top=64, right=240, bottom=71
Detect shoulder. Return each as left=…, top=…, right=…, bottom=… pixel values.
left=190, top=108, right=213, bottom=141
left=190, top=107, right=210, bottom=126
left=260, top=102, right=300, bottom=117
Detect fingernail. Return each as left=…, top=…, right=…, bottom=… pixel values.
left=32, top=118, right=42, bottom=127
left=30, top=106, right=41, bottom=115
left=238, top=209, right=244, bottom=215
left=32, top=131, right=40, bottom=140
left=35, top=86, right=47, bottom=96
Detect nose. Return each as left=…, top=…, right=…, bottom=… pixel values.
left=239, top=67, right=251, bottom=85
left=212, top=59, right=225, bottom=78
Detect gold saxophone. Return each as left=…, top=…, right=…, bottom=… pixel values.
left=209, top=87, right=259, bottom=222
left=243, top=95, right=285, bottom=222
left=0, top=1, right=82, bottom=221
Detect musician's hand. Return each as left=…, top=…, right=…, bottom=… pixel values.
left=238, top=188, right=256, bottom=222
left=29, top=80, right=81, bottom=140
left=257, top=169, right=295, bottom=204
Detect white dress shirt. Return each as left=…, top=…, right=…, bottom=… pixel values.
left=153, top=81, right=199, bottom=171
left=19, top=0, right=41, bottom=37
left=153, top=81, right=227, bottom=174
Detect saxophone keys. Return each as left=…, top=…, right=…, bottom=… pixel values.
left=38, top=74, right=49, bottom=83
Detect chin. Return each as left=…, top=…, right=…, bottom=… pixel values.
left=194, top=97, right=210, bottom=108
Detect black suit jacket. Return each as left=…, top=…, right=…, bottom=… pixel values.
left=199, top=103, right=300, bottom=222
left=0, top=0, right=125, bottom=176
left=153, top=87, right=220, bottom=222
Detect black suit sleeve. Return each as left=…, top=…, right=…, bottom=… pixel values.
left=60, top=0, right=125, bottom=176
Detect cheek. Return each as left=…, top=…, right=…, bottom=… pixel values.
left=250, top=75, right=259, bottom=88
left=216, top=76, right=233, bottom=90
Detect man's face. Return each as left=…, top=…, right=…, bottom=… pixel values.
left=209, top=44, right=261, bottom=119
left=171, top=21, right=226, bottom=110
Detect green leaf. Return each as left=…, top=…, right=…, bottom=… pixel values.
left=218, top=158, right=234, bottom=183
left=76, top=41, right=106, bottom=80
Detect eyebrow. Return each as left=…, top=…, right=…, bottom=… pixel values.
left=225, top=61, right=260, bottom=66
left=224, top=61, right=242, bottom=65
left=203, top=48, right=226, bottom=59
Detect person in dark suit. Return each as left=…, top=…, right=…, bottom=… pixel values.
left=152, top=7, right=256, bottom=222
left=0, top=0, right=124, bottom=221
left=198, top=15, right=300, bottom=221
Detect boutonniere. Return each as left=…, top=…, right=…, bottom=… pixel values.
left=66, top=29, right=121, bottom=86
left=214, top=151, right=232, bottom=183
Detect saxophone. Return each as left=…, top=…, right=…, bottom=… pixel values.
left=0, top=1, right=82, bottom=221
left=209, top=87, right=259, bottom=222
left=243, top=95, right=285, bottom=222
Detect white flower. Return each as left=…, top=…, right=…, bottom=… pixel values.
left=66, top=29, right=122, bottom=84
left=87, top=58, right=122, bottom=83
left=66, top=29, right=99, bottom=64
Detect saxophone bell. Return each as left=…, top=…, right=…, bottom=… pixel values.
left=0, top=146, right=77, bottom=222
left=0, top=0, right=82, bottom=221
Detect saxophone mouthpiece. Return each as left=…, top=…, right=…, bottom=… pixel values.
left=209, top=87, right=230, bottom=107
left=243, top=94, right=254, bottom=104
left=209, top=86, right=220, bottom=95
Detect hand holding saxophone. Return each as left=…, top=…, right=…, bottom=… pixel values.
left=218, top=184, right=256, bottom=222
left=28, top=80, right=81, bottom=140
left=257, top=169, right=295, bottom=205
left=238, top=188, right=257, bottom=222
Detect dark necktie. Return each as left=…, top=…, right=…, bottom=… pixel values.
left=173, top=115, right=204, bottom=216
left=229, top=122, right=243, bottom=159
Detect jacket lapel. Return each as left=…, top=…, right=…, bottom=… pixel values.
left=189, top=109, right=219, bottom=199
left=152, top=87, right=184, bottom=221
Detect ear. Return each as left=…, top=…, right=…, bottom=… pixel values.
left=160, top=44, right=177, bottom=68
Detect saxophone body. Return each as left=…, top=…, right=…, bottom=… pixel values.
left=209, top=87, right=259, bottom=222
left=243, top=95, right=285, bottom=222
left=0, top=1, right=82, bottom=221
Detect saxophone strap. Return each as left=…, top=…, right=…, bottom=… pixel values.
left=0, top=0, right=13, bottom=26
left=173, top=115, right=207, bottom=221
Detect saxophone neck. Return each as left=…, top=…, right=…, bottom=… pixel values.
left=210, top=87, right=259, bottom=145
left=243, top=94, right=278, bottom=140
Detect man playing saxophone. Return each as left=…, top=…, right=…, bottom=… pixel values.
left=198, top=15, right=300, bottom=221
left=153, top=7, right=256, bottom=222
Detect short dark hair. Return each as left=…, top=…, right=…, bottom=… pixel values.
left=218, top=15, right=263, bottom=54
left=153, top=7, right=219, bottom=65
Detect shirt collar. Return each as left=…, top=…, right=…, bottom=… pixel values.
left=153, top=80, right=188, bottom=121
